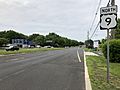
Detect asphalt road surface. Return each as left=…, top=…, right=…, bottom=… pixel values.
left=0, top=47, right=85, bottom=90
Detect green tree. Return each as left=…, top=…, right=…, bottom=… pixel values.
left=34, top=35, right=45, bottom=46
left=28, top=34, right=40, bottom=41
left=0, top=38, right=9, bottom=46
left=0, top=30, right=28, bottom=43
left=79, top=41, right=84, bottom=45
left=0, top=31, right=6, bottom=38
left=45, top=33, right=80, bottom=47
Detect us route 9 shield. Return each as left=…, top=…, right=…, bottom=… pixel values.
left=100, top=14, right=117, bottom=30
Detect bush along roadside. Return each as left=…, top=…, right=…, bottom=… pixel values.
left=102, top=39, right=120, bottom=63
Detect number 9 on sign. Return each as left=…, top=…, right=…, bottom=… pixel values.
left=100, top=14, right=117, bottom=29
left=105, top=17, right=111, bottom=26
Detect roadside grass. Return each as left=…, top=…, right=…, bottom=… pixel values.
left=0, top=48, right=63, bottom=55
left=86, top=55, right=120, bottom=90
left=84, top=48, right=94, bottom=52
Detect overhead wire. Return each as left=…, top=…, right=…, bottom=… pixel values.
left=90, top=21, right=100, bottom=39
left=89, top=0, right=111, bottom=39
left=89, top=0, right=102, bottom=32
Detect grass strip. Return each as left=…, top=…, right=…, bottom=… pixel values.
left=84, top=48, right=94, bottom=52
left=86, top=55, right=120, bottom=90
left=0, top=48, right=63, bottom=55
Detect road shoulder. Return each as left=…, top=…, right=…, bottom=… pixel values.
left=84, top=51, right=92, bottom=90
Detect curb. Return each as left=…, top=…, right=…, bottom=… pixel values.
left=84, top=51, right=92, bottom=90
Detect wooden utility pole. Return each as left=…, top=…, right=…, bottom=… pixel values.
left=87, top=31, right=89, bottom=40
left=111, top=0, right=115, bottom=39
left=111, top=0, right=115, bottom=6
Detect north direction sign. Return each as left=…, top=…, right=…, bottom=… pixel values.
left=100, top=5, right=117, bottom=14
left=100, top=6, right=117, bottom=30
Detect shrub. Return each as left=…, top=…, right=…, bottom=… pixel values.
left=102, top=39, right=120, bottom=63
left=99, top=44, right=103, bottom=49
left=0, top=38, right=9, bottom=47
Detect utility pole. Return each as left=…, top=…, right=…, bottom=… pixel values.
left=111, top=0, right=115, bottom=39
left=105, top=0, right=115, bottom=83
left=111, top=0, right=115, bottom=6
left=87, top=31, right=89, bottom=40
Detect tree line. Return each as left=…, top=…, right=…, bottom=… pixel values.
left=0, top=30, right=84, bottom=47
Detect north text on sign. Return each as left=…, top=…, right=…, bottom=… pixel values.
left=100, top=5, right=117, bottom=14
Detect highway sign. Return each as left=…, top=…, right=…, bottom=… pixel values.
left=100, top=5, right=118, bottom=84
left=100, top=14, right=117, bottom=29
left=100, top=6, right=117, bottom=30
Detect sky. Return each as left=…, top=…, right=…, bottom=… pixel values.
left=0, top=0, right=120, bottom=41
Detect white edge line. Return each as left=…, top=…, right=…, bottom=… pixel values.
left=77, top=50, right=81, bottom=62
left=0, top=70, right=25, bottom=82
left=13, top=70, right=25, bottom=75
left=84, top=50, right=92, bottom=90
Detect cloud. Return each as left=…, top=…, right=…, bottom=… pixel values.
left=0, top=0, right=119, bottom=41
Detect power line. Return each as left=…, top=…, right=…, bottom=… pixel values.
left=107, top=0, right=111, bottom=6
left=89, top=0, right=102, bottom=32
left=89, top=0, right=111, bottom=39
left=87, top=0, right=102, bottom=40
left=90, top=21, right=100, bottom=39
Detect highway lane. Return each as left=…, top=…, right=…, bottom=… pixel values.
left=0, top=47, right=85, bottom=90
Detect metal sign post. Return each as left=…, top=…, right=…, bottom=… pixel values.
left=100, top=5, right=117, bottom=83
left=107, top=29, right=110, bottom=83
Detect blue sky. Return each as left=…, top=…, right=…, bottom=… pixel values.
left=0, top=0, right=120, bottom=41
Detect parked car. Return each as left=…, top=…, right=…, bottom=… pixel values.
left=6, top=46, right=19, bottom=51
left=36, top=45, right=41, bottom=48
left=44, top=46, right=52, bottom=48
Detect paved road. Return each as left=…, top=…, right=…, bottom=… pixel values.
left=0, top=47, right=85, bottom=90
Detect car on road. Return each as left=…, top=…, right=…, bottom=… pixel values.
left=44, top=46, right=53, bottom=48
left=5, top=46, right=19, bottom=51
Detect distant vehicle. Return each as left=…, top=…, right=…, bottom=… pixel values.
left=44, top=46, right=52, bottom=48
left=65, top=46, right=69, bottom=49
left=6, top=46, right=19, bottom=51
left=36, top=45, right=41, bottom=48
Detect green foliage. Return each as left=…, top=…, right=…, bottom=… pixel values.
left=101, top=39, right=107, bottom=44
left=79, top=41, right=84, bottom=45
left=99, top=44, right=103, bottom=49
left=102, top=39, right=120, bottom=63
left=28, top=34, right=40, bottom=41
left=0, top=30, right=28, bottom=43
left=34, top=35, right=45, bottom=46
left=0, top=38, right=9, bottom=46
left=115, top=19, right=120, bottom=39
left=85, top=39, right=93, bottom=49
left=45, top=33, right=80, bottom=47
left=0, top=30, right=82, bottom=47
